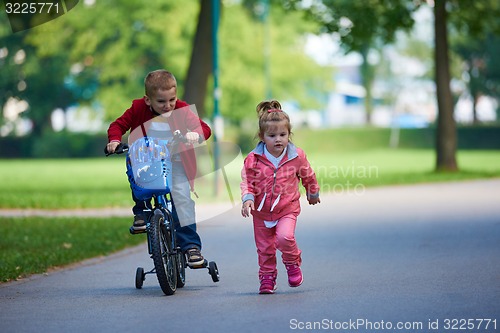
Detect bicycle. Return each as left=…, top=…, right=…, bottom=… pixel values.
left=105, top=130, right=219, bottom=295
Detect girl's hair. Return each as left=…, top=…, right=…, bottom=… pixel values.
left=144, top=70, right=177, bottom=97
left=256, top=100, right=292, bottom=140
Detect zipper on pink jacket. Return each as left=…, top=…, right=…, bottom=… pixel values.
left=269, top=155, right=296, bottom=220
left=270, top=169, right=277, bottom=221
left=255, top=151, right=298, bottom=220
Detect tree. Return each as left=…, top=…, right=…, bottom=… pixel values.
left=434, top=0, right=500, bottom=171
left=183, top=0, right=221, bottom=118
left=434, top=0, right=457, bottom=171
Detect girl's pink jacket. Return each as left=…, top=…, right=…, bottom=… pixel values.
left=240, top=142, right=320, bottom=221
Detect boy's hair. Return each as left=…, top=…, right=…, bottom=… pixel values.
left=144, top=70, right=177, bottom=97
left=256, top=99, right=292, bottom=140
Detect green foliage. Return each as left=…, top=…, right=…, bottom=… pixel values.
left=30, top=131, right=106, bottom=158
left=2, top=1, right=333, bottom=132
left=217, top=3, right=333, bottom=123
left=447, top=0, right=500, bottom=122
left=0, top=132, right=108, bottom=157
left=284, top=0, right=421, bottom=53
left=236, top=129, right=257, bottom=154
left=453, top=33, right=500, bottom=101
left=0, top=217, right=144, bottom=282
left=297, top=0, right=496, bottom=54
left=281, top=0, right=423, bottom=124
left=448, top=0, right=500, bottom=37
left=25, top=0, right=199, bottom=122
left=0, top=16, right=73, bottom=136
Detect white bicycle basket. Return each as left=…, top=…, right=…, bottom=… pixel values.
left=128, top=136, right=173, bottom=191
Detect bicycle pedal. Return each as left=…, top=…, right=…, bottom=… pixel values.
left=188, top=259, right=208, bottom=269
left=129, top=226, right=147, bottom=235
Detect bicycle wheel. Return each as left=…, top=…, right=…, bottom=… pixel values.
left=135, top=267, right=145, bottom=289
left=176, top=251, right=186, bottom=288
left=209, top=261, right=220, bottom=283
left=150, top=210, right=177, bottom=295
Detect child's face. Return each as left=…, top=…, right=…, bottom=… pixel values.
left=145, top=87, right=177, bottom=117
left=261, top=120, right=289, bottom=158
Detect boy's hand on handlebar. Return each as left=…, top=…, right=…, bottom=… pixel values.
left=241, top=200, right=254, bottom=218
left=185, top=132, right=200, bottom=145
left=106, top=141, right=120, bottom=154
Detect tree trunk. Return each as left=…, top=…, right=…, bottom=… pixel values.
left=360, top=45, right=374, bottom=125
left=434, top=0, right=458, bottom=171
left=472, top=92, right=479, bottom=125
left=182, top=0, right=219, bottom=118
left=469, top=64, right=480, bottom=125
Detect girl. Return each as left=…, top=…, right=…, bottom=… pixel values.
left=240, top=100, right=320, bottom=294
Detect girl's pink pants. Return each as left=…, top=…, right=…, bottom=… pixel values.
left=253, top=213, right=302, bottom=279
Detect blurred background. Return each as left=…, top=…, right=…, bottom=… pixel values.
left=1, top=0, right=499, bottom=164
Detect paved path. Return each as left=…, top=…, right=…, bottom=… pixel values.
left=1, top=180, right=499, bottom=333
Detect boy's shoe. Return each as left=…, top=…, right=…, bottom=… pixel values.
left=185, top=248, right=205, bottom=267
left=286, top=264, right=303, bottom=287
left=131, top=215, right=147, bottom=233
left=259, top=275, right=277, bottom=294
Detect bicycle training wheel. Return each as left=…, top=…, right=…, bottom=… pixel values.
left=208, top=261, right=220, bottom=283
left=150, top=210, right=177, bottom=295
left=135, top=267, right=145, bottom=289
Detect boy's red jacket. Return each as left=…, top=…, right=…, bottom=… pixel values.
left=107, top=98, right=212, bottom=190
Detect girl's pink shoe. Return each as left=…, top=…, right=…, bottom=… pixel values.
left=286, top=264, right=303, bottom=287
left=259, top=275, right=277, bottom=294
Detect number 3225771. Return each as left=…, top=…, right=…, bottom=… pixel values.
left=5, top=2, right=60, bottom=14
left=443, top=319, right=497, bottom=330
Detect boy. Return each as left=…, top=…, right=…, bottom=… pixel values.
left=106, top=69, right=211, bottom=267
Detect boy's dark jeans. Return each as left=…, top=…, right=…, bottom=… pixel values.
left=131, top=191, right=202, bottom=253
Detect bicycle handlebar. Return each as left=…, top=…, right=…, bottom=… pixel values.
left=104, top=131, right=202, bottom=156
left=172, top=130, right=204, bottom=145
left=104, top=143, right=129, bottom=156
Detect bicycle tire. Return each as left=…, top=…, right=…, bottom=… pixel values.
left=176, top=251, right=186, bottom=288
left=209, top=261, right=220, bottom=283
left=150, top=210, right=177, bottom=295
left=135, top=267, right=145, bottom=289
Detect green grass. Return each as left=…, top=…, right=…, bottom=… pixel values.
left=0, top=216, right=144, bottom=282
left=307, top=149, right=500, bottom=193
left=0, top=157, right=130, bottom=209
